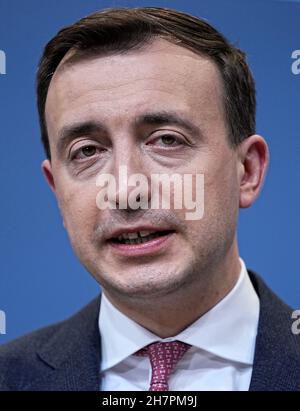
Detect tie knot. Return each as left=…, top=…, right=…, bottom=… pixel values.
left=135, top=340, right=191, bottom=391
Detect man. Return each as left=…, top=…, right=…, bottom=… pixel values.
left=0, top=7, right=299, bottom=391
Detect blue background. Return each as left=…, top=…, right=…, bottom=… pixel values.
left=0, top=0, right=299, bottom=343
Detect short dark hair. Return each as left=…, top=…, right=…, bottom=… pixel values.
left=37, top=7, right=256, bottom=159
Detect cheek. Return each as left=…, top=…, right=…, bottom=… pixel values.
left=56, top=181, right=99, bottom=241
left=202, top=146, right=239, bottom=204
left=185, top=157, right=239, bottom=234
left=203, top=163, right=240, bottom=239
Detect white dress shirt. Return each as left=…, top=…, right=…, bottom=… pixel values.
left=99, top=257, right=259, bottom=391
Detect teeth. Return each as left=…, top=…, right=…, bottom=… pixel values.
left=123, top=234, right=162, bottom=245
left=117, top=230, right=155, bottom=240
left=139, top=230, right=152, bottom=237
left=127, top=232, right=139, bottom=240
left=113, top=230, right=172, bottom=244
left=123, top=235, right=157, bottom=245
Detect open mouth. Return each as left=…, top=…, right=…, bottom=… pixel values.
left=109, top=230, right=174, bottom=245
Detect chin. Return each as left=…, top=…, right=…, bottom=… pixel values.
left=102, top=268, right=192, bottom=300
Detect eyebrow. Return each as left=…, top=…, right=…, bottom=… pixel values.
left=134, top=111, right=201, bottom=136
left=56, top=110, right=201, bottom=157
left=57, top=122, right=107, bottom=157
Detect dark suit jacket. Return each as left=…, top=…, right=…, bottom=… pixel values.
left=0, top=271, right=300, bottom=391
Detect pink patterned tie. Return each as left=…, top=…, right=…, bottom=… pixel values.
left=135, top=341, right=191, bottom=391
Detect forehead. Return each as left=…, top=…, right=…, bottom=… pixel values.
left=45, top=38, right=224, bottom=139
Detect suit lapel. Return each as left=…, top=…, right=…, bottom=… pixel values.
left=248, top=271, right=300, bottom=391
left=29, top=297, right=102, bottom=391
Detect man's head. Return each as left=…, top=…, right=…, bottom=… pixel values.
left=39, top=7, right=268, bottom=307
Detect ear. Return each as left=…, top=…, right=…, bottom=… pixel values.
left=238, top=135, right=269, bottom=208
left=41, top=159, right=67, bottom=229
left=41, top=159, right=56, bottom=193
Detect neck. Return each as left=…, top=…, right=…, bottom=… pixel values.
left=104, top=243, right=241, bottom=338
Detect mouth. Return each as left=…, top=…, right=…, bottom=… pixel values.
left=106, top=229, right=176, bottom=256
left=109, top=230, right=174, bottom=245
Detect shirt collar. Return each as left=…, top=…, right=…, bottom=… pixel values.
left=99, top=257, right=259, bottom=371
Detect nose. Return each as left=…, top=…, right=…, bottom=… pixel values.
left=111, top=146, right=151, bottom=211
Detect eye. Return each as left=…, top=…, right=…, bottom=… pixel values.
left=149, top=134, right=184, bottom=148
left=71, top=144, right=104, bottom=161
left=160, top=135, right=178, bottom=146
left=81, top=145, right=97, bottom=157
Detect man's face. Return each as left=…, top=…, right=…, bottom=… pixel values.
left=43, top=38, right=241, bottom=301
